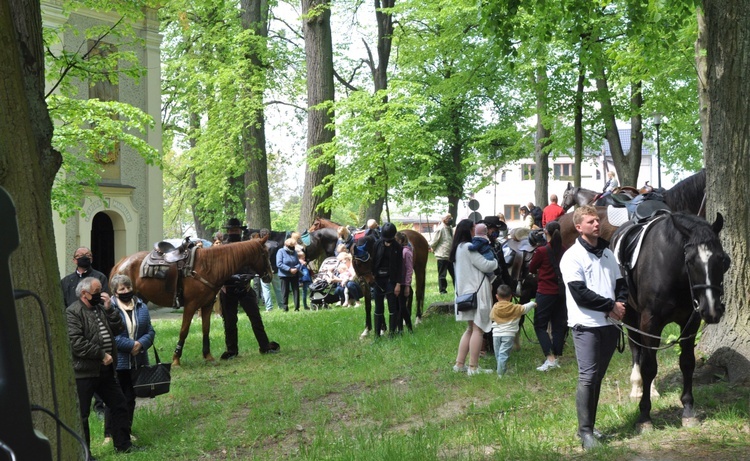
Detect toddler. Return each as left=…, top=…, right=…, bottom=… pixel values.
left=491, top=284, right=536, bottom=376
left=468, top=223, right=495, bottom=277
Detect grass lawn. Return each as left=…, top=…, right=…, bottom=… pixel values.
left=89, top=254, right=750, bottom=460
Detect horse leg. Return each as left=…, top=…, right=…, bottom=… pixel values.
left=172, top=308, right=195, bottom=367
left=201, top=303, right=215, bottom=361
left=414, top=266, right=425, bottom=325
left=360, top=280, right=372, bottom=339
left=679, top=329, right=699, bottom=427
left=636, top=344, right=659, bottom=433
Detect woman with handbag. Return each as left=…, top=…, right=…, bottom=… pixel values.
left=450, top=219, right=498, bottom=376
left=104, top=274, right=155, bottom=444
left=528, top=221, right=569, bottom=372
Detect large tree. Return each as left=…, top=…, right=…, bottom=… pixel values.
left=297, top=0, right=336, bottom=231
left=0, top=0, right=81, bottom=459
left=697, top=1, right=750, bottom=383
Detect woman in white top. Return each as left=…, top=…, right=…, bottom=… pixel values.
left=450, top=219, right=498, bottom=376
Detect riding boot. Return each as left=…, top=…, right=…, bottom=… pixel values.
left=576, top=383, right=601, bottom=450
left=374, top=313, right=385, bottom=337
left=221, top=328, right=239, bottom=360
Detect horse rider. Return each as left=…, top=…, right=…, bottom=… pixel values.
left=219, top=218, right=280, bottom=359
left=371, top=222, right=403, bottom=336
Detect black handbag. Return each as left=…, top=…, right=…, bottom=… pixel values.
left=455, top=277, right=486, bottom=312
left=132, top=346, right=171, bottom=399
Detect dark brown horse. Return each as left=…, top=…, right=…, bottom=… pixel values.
left=309, top=217, right=429, bottom=324
left=560, top=184, right=640, bottom=211
left=559, top=169, right=706, bottom=248
left=111, top=237, right=273, bottom=366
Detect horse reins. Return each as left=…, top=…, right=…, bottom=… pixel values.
left=608, top=310, right=705, bottom=352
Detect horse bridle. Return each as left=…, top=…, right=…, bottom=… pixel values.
left=683, top=242, right=725, bottom=312
left=610, top=240, right=724, bottom=351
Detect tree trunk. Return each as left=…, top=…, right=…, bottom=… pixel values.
left=534, top=67, right=550, bottom=208
left=240, top=0, right=272, bottom=229
left=596, top=71, right=640, bottom=186
left=188, top=112, right=210, bottom=239
left=573, top=56, right=585, bottom=187
left=697, top=0, right=750, bottom=384
left=1, top=1, right=81, bottom=459
left=695, top=7, right=710, bottom=148
left=298, top=0, right=335, bottom=232
left=360, top=0, right=395, bottom=224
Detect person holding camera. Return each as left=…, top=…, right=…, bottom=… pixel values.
left=528, top=221, right=569, bottom=372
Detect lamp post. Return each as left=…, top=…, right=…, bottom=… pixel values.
left=653, top=114, right=662, bottom=189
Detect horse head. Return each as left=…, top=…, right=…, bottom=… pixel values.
left=351, top=236, right=375, bottom=284
left=308, top=217, right=322, bottom=233
left=561, top=183, right=577, bottom=211
left=676, top=212, right=729, bottom=324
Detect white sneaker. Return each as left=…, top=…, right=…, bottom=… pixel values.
left=359, top=328, right=370, bottom=339
left=467, top=366, right=493, bottom=376
left=452, top=364, right=467, bottom=373
left=536, top=359, right=560, bottom=371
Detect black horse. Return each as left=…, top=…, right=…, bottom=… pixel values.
left=611, top=211, right=729, bottom=432
left=302, top=228, right=339, bottom=263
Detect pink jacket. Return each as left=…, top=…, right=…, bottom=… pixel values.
left=401, top=245, right=414, bottom=286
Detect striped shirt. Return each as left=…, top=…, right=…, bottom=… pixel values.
left=97, top=311, right=114, bottom=357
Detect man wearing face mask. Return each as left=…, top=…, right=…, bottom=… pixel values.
left=61, top=247, right=110, bottom=308
left=219, top=218, right=280, bottom=359
left=66, top=277, right=139, bottom=454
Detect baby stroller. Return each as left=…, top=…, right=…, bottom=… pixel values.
left=309, top=257, right=340, bottom=310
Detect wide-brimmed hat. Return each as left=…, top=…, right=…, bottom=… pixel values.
left=223, top=217, right=247, bottom=230
left=480, top=216, right=508, bottom=231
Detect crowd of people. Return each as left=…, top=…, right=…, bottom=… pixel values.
left=64, top=188, right=625, bottom=455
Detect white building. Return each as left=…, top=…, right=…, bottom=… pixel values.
left=43, top=2, right=163, bottom=279
left=461, top=128, right=658, bottom=226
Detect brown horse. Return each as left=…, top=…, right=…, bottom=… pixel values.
left=309, top=217, right=429, bottom=323
left=110, top=237, right=273, bottom=366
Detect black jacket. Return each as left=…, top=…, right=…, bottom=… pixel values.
left=61, top=268, right=110, bottom=308
left=372, top=239, right=403, bottom=283
left=66, top=299, right=124, bottom=379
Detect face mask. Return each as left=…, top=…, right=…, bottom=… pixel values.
left=77, top=256, right=92, bottom=269
left=118, top=291, right=134, bottom=303
left=226, top=234, right=241, bottom=243
left=490, top=231, right=499, bottom=239
left=88, top=292, right=102, bottom=305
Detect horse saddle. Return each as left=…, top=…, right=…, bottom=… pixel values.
left=504, top=239, right=535, bottom=282
left=612, top=210, right=670, bottom=271
left=608, top=194, right=671, bottom=227
left=595, top=192, right=633, bottom=207
left=141, top=239, right=198, bottom=279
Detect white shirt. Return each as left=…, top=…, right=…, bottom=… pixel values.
left=560, top=238, right=622, bottom=328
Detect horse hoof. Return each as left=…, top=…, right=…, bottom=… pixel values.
left=171, top=358, right=181, bottom=367
left=204, top=354, right=215, bottom=362
left=635, top=421, right=653, bottom=434
left=682, top=417, right=700, bottom=428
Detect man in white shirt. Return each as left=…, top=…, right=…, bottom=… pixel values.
left=560, top=205, right=627, bottom=450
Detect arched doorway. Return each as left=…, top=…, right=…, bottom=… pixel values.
left=91, top=212, right=115, bottom=278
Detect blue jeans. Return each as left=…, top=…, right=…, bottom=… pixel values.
left=493, top=335, right=515, bottom=376
left=261, top=275, right=282, bottom=311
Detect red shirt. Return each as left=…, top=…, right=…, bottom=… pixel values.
left=542, top=203, right=566, bottom=227
left=528, top=243, right=567, bottom=295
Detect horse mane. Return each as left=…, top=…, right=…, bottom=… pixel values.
left=669, top=212, right=718, bottom=246
left=664, top=169, right=705, bottom=214
left=196, top=239, right=268, bottom=282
